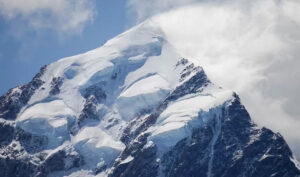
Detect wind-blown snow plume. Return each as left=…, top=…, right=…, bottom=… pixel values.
left=128, top=0, right=300, bottom=158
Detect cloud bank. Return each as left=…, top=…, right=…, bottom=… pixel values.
left=129, top=0, right=300, bottom=158
left=0, top=0, right=95, bottom=34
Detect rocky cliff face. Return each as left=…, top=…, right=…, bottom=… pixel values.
left=0, top=21, right=299, bottom=177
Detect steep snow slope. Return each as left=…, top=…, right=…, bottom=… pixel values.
left=0, top=20, right=299, bottom=177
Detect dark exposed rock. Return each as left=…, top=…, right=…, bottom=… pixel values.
left=69, top=84, right=108, bottom=134
left=49, top=77, right=64, bottom=95
left=15, top=128, right=48, bottom=154
left=175, top=58, right=202, bottom=82
left=78, top=96, right=100, bottom=126
left=109, top=134, right=159, bottom=177
left=180, top=64, right=202, bottom=82
left=175, top=58, right=189, bottom=67
left=0, top=122, right=14, bottom=147
left=0, top=65, right=47, bottom=120
left=112, top=69, right=212, bottom=176
left=159, top=97, right=300, bottom=177
left=0, top=142, right=83, bottom=177
left=0, top=157, right=45, bottom=177
left=105, top=118, right=119, bottom=129
left=0, top=116, right=83, bottom=177
left=82, top=85, right=107, bottom=103
left=43, top=148, right=83, bottom=173
left=111, top=90, right=300, bottom=177
left=0, top=53, right=299, bottom=177
left=121, top=69, right=210, bottom=145
left=166, top=69, right=210, bottom=102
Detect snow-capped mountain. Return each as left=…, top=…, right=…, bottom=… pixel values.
left=0, top=21, right=299, bottom=177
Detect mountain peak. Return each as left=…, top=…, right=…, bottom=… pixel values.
left=0, top=21, right=299, bottom=177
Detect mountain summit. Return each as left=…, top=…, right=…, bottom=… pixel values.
left=0, top=21, right=299, bottom=177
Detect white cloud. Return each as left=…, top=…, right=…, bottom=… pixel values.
left=130, top=0, right=300, bottom=158
left=0, top=0, right=95, bottom=34
left=127, top=0, right=198, bottom=22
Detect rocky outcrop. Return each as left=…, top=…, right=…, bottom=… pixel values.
left=49, top=77, right=64, bottom=95
left=0, top=23, right=299, bottom=177
left=110, top=94, right=300, bottom=177
left=159, top=95, right=300, bottom=177
left=0, top=65, right=47, bottom=120
left=0, top=141, right=83, bottom=177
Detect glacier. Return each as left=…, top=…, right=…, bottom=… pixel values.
left=0, top=20, right=299, bottom=177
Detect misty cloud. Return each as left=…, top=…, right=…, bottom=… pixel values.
left=0, top=0, right=95, bottom=34
left=129, top=0, right=300, bottom=158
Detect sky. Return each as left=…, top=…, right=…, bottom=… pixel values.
left=0, top=0, right=127, bottom=95
left=0, top=0, right=300, bottom=158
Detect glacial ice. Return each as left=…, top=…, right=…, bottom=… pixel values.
left=10, top=20, right=246, bottom=176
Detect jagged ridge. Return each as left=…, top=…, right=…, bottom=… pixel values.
left=0, top=21, right=299, bottom=177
